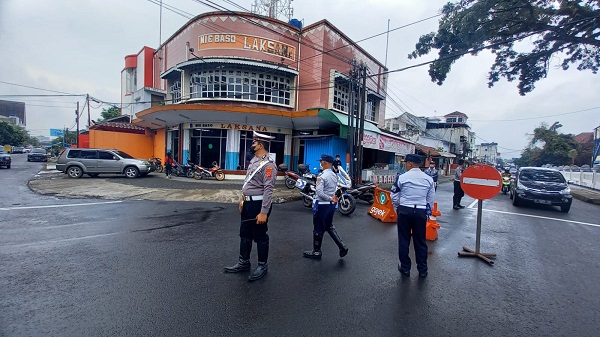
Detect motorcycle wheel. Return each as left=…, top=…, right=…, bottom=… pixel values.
left=285, top=177, right=296, bottom=189
left=157, top=165, right=163, bottom=173
left=302, top=196, right=312, bottom=208
left=215, top=171, right=225, bottom=181
left=194, top=172, right=202, bottom=180
left=338, top=194, right=356, bottom=216
left=363, top=193, right=374, bottom=204
left=186, top=170, right=194, bottom=178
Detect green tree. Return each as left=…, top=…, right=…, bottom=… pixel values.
left=0, top=121, right=28, bottom=146
left=51, top=132, right=78, bottom=147
left=517, top=122, right=578, bottom=166
left=409, top=0, right=600, bottom=95
left=98, top=106, right=121, bottom=121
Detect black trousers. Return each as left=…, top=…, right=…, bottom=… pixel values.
left=165, top=164, right=173, bottom=176
left=453, top=180, right=465, bottom=206
left=313, top=203, right=336, bottom=235
left=239, top=200, right=271, bottom=263
left=396, top=206, right=428, bottom=274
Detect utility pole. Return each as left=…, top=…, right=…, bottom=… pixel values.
left=356, top=63, right=367, bottom=184
left=75, top=102, right=80, bottom=148
left=86, top=94, right=91, bottom=127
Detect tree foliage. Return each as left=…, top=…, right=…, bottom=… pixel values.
left=409, top=0, right=600, bottom=95
left=51, top=132, right=78, bottom=146
left=516, top=122, right=579, bottom=166
left=0, top=121, right=29, bottom=146
left=99, top=106, right=121, bottom=121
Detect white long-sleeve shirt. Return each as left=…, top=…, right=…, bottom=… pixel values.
left=391, top=168, right=435, bottom=209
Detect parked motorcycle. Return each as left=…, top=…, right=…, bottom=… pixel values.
left=173, top=160, right=193, bottom=177
left=277, top=164, right=301, bottom=189
left=193, top=161, right=225, bottom=181
left=345, top=182, right=377, bottom=204
left=149, top=157, right=163, bottom=173
left=295, top=165, right=356, bottom=216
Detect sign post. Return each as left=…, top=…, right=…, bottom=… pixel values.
left=458, top=164, right=502, bottom=265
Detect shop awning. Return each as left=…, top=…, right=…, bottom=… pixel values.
left=317, top=109, right=381, bottom=137
left=415, top=144, right=441, bottom=157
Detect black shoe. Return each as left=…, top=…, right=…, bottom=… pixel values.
left=419, top=272, right=428, bottom=278
left=248, top=263, right=268, bottom=281
left=224, top=259, right=250, bottom=273
left=457, top=205, right=465, bottom=209
left=398, top=264, right=410, bottom=277
left=303, top=250, right=322, bottom=259
left=453, top=205, right=460, bottom=210
left=339, top=247, right=348, bottom=258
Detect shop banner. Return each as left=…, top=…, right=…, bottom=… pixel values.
left=362, top=131, right=378, bottom=150
left=379, top=135, right=415, bottom=155
left=190, top=123, right=292, bottom=134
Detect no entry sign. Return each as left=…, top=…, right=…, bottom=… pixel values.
left=460, top=164, right=502, bottom=200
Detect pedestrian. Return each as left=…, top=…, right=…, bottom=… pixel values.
left=303, top=154, right=348, bottom=260
left=453, top=159, right=466, bottom=210
left=332, top=154, right=342, bottom=173
left=164, top=151, right=175, bottom=179
left=424, top=161, right=439, bottom=191
left=391, top=154, right=435, bottom=278
left=224, top=131, right=277, bottom=282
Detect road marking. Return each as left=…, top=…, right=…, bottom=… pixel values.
left=463, top=177, right=500, bottom=187
left=0, top=200, right=123, bottom=211
left=467, top=199, right=478, bottom=209
left=472, top=208, right=600, bottom=227
left=2, top=232, right=122, bottom=250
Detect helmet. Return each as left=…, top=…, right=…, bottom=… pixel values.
left=504, top=167, right=510, bottom=173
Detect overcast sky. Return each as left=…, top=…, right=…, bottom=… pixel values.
left=1, top=0, right=598, bottom=158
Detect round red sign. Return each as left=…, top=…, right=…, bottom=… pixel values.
left=460, top=164, right=502, bottom=200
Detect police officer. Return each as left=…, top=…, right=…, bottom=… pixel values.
left=224, top=131, right=277, bottom=282
left=391, top=154, right=435, bottom=278
left=453, top=159, right=466, bottom=210
left=303, top=154, right=349, bottom=260
left=424, top=161, right=439, bottom=191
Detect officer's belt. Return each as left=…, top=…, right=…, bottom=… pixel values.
left=243, top=195, right=263, bottom=201
left=399, top=204, right=426, bottom=209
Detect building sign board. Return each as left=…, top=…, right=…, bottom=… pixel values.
left=362, top=131, right=378, bottom=150
left=379, top=135, right=415, bottom=155
left=198, top=33, right=297, bottom=61
left=190, top=123, right=291, bottom=134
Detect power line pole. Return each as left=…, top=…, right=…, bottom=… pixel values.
left=75, top=102, right=80, bottom=148
left=356, top=63, right=367, bottom=184
left=86, top=94, right=91, bottom=127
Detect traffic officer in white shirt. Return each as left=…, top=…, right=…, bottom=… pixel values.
left=391, top=154, right=435, bottom=278
left=303, top=154, right=349, bottom=260
left=224, top=131, right=277, bottom=282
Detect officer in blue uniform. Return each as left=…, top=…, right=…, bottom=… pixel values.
left=391, top=154, right=435, bottom=278
left=303, top=154, right=349, bottom=260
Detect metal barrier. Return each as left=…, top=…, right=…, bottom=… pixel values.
left=559, top=168, right=599, bottom=190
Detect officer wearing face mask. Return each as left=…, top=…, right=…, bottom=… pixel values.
left=224, top=131, right=277, bottom=282
left=303, top=154, right=349, bottom=260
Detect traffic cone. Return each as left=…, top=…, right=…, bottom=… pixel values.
left=426, top=203, right=441, bottom=241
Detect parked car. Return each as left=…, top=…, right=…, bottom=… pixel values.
left=27, top=148, right=48, bottom=162
left=11, top=146, right=24, bottom=154
left=56, top=148, right=154, bottom=178
left=0, top=147, right=11, bottom=169
left=510, top=167, right=572, bottom=213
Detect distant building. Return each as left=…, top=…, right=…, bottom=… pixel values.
left=0, top=100, right=26, bottom=127
left=473, top=142, right=498, bottom=164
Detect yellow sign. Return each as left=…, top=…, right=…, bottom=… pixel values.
left=198, top=33, right=296, bottom=61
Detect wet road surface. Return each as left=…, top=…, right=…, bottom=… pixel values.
left=1, top=154, right=599, bottom=336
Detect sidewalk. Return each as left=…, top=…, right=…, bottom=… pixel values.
left=570, top=185, right=600, bottom=205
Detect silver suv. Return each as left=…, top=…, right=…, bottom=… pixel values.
left=56, top=148, right=154, bottom=178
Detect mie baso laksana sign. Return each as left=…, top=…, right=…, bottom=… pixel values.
left=190, top=123, right=292, bottom=134
left=198, top=33, right=297, bottom=61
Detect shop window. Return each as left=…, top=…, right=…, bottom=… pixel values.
left=190, top=129, right=226, bottom=168
left=238, top=131, right=286, bottom=169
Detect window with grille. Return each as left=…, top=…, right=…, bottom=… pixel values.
left=170, top=81, right=181, bottom=103
left=188, top=64, right=293, bottom=106
left=333, top=80, right=350, bottom=112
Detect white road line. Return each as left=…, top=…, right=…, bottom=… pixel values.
left=0, top=200, right=123, bottom=211
left=473, top=208, right=600, bottom=227
left=3, top=232, right=122, bottom=249
left=467, top=200, right=478, bottom=209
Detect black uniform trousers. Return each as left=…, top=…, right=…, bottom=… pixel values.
left=239, top=200, right=271, bottom=263
left=396, top=205, right=428, bottom=274
left=313, top=203, right=336, bottom=235
left=453, top=180, right=465, bottom=206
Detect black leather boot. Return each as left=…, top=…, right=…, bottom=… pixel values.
left=303, top=233, right=323, bottom=259
left=248, top=262, right=268, bottom=281
left=224, top=258, right=251, bottom=273
left=327, top=228, right=348, bottom=258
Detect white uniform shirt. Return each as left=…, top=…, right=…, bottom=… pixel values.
left=391, top=168, right=435, bottom=209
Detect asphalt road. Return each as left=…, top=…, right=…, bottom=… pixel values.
left=1, top=154, right=600, bottom=336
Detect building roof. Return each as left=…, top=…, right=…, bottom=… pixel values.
left=89, top=122, right=146, bottom=134
left=444, top=111, right=468, bottom=117
left=415, top=144, right=441, bottom=157
left=574, top=132, right=593, bottom=144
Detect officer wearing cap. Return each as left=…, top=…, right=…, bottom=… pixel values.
left=391, top=154, right=435, bottom=278
left=224, top=131, right=277, bottom=282
left=303, top=154, right=349, bottom=260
